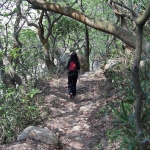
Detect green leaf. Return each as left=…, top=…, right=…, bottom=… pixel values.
left=140, top=114, right=147, bottom=122
left=123, top=135, right=131, bottom=144
left=121, top=100, right=128, bottom=120
left=124, top=100, right=134, bottom=104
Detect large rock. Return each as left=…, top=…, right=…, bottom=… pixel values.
left=17, top=126, right=58, bottom=145
left=59, top=53, right=70, bottom=69
left=92, top=59, right=101, bottom=70
left=77, top=53, right=88, bottom=72
left=104, top=58, right=124, bottom=71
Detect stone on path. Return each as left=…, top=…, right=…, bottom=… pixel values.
left=17, top=126, right=58, bottom=145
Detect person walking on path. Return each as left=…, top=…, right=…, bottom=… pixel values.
left=67, top=52, right=80, bottom=98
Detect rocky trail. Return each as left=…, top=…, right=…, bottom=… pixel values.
left=1, top=70, right=119, bottom=150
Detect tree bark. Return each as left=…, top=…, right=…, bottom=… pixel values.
left=38, top=11, right=55, bottom=70
left=84, top=25, right=90, bottom=71
left=0, top=57, right=25, bottom=88
left=43, top=39, right=55, bottom=70
left=132, top=2, right=150, bottom=150
left=132, top=25, right=143, bottom=136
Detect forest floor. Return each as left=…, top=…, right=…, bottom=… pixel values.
left=1, top=70, right=120, bottom=150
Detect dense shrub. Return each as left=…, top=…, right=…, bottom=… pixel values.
left=106, top=54, right=150, bottom=149
left=0, top=85, right=42, bottom=144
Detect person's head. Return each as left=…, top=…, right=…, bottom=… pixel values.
left=70, top=52, right=79, bottom=61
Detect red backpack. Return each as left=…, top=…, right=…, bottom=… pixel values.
left=69, top=62, right=77, bottom=71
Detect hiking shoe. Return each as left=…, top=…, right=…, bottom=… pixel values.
left=70, top=93, right=73, bottom=98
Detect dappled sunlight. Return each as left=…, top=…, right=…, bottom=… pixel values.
left=36, top=71, right=119, bottom=149
left=0, top=71, right=119, bottom=149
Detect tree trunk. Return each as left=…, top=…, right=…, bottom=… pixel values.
left=84, top=25, right=90, bottom=71
left=43, top=40, right=55, bottom=70
left=132, top=2, right=150, bottom=148
left=38, top=11, right=56, bottom=70
left=0, top=57, right=25, bottom=88
left=132, top=24, right=145, bottom=150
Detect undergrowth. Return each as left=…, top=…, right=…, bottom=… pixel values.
left=105, top=54, right=150, bottom=149
left=0, top=85, right=42, bottom=144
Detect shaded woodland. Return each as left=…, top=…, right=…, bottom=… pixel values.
left=0, top=0, right=150, bottom=149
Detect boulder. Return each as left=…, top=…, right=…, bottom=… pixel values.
left=104, top=58, right=124, bottom=71
left=77, top=53, right=88, bottom=73
left=17, top=126, right=58, bottom=145
left=92, top=59, right=101, bottom=70
left=59, top=53, right=70, bottom=69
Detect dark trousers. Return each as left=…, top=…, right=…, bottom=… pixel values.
left=68, top=74, right=78, bottom=96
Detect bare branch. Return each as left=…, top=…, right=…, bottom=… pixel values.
left=113, top=1, right=136, bottom=17
left=136, top=2, right=150, bottom=26
left=13, top=0, right=23, bottom=48
left=45, top=11, right=63, bottom=39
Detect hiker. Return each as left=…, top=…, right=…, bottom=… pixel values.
left=67, top=52, right=80, bottom=98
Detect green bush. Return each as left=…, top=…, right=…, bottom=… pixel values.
left=106, top=56, right=150, bottom=150
left=0, top=85, right=42, bottom=144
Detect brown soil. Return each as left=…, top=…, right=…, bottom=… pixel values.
left=0, top=71, right=119, bottom=150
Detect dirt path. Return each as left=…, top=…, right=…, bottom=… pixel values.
left=1, top=71, right=118, bottom=150
left=42, top=71, right=117, bottom=150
